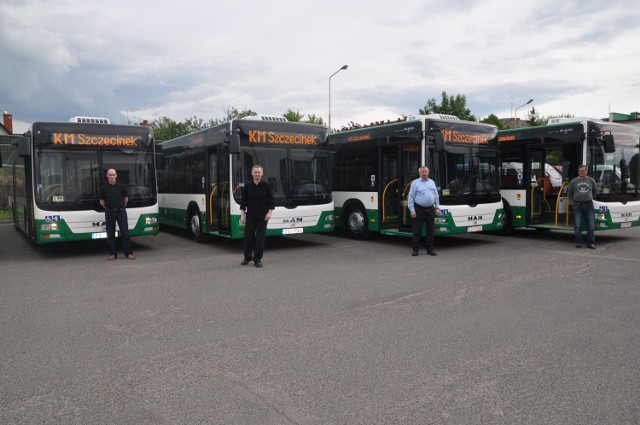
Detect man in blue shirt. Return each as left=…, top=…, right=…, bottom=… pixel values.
left=408, top=166, right=441, bottom=256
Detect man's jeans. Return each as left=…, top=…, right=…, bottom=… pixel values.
left=573, top=202, right=595, bottom=245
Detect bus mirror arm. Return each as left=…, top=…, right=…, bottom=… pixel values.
left=227, top=134, right=241, bottom=154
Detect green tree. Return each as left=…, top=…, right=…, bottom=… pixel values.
left=150, top=116, right=187, bottom=141
left=526, top=107, right=546, bottom=127
left=480, top=114, right=506, bottom=130
left=303, top=114, right=324, bottom=125
left=419, top=91, right=477, bottom=121
left=282, top=110, right=325, bottom=125
left=152, top=107, right=259, bottom=141
left=213, top=107, right=257, bottom=124
left=526, top=109, right=575, bottom=127
left=183, top=116, right=208, bottom=133
left=283, top=109, right=305, bottom=122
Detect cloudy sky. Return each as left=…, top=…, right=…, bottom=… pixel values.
left=1, top=0, right=638, bottom=133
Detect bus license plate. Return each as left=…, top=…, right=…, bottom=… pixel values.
left=620, top=222, right=631, bottom=228
left=467, top=225, right=482, bottom=233
left=92, top=232, right=107, bottom=239
left=282, top=228, right=303, bottom=235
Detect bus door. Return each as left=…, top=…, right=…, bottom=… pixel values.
left=380, top=141, right=420, bottom=230
left=529, top=146, right=571, bottom=226
left=208, top=146, right=231, bottom=234
left=529, top=148, right=546, bottom=224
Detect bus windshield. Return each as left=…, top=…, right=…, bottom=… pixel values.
left=591, top=124, right=640, bottom=198
left=35, top=149, right=157, bottom=211
left=438, top=151, right=501, bottom=202
left=234, top=147, right=332, bottom=207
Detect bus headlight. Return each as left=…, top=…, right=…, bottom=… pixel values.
left=435, top=217, right=447, bottom=224
left=145, top=216, right=159, bottom=224
left=595, top=212, right=606, bottom=220
left=325, top=214, right=334, bottom=221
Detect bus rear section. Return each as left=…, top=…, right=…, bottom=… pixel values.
left=158, top=116, right=334, bottom=241
left=330, top=115, right=504, bottom=240
left=10, top=121, right=160, bottom=244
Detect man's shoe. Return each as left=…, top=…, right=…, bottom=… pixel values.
left=575, top=244, right=582, bottom=248
left=411, top=250, right=418, bottom=257
left=126, top=254, right=136, bottom=260
left=587, top=244, right=596, bottom=249
left=427, top=251, right=438, bottom=256
left=108, top=255, right=116, bottom=261
left=241, top=258, right=252, bottom=266
left=254, top=261, right=263, bottom=268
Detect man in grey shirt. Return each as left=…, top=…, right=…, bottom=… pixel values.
left=567, top=164, right=598, bottom=249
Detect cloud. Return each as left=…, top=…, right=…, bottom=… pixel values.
left=1, top=0, right=639, bottom=134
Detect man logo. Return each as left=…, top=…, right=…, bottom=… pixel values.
left=467, top=215, right=482, bottom=221
left=283, top=217, right=303, bottom=224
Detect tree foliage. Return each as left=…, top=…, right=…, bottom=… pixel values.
left=419, top=91, right=477, bottom=121
left=150, top=117, right=186, bottom=142
left=283, top=109, right=325, bottom=125
left=151, top=107, right=326, bottom=141
left=525, top=108, right=574, bottom=127
left=151, top=107, right=257, bottom=141
left=283, top=109, right=305, bottom=122
left=480, top=114, right=506, bottom=130
left=304, top=114, right=325, bottom=125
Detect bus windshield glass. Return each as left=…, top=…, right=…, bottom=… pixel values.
left=590, top=123, right=640, bottom=198
left=35, top=149, right=156, bottom=211
left=438, top=150, right=501, bottom=201
left=234, top=147, right=331, bottom=207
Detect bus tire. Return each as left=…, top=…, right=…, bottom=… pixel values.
left=345, top=204, right=371, bottom=240
left=497, top=199, right=514, bottom=235
left=188, top=207, right=206, bottom=243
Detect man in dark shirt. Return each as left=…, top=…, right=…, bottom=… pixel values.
left=99, top=169, right=135, bottom=260
left=239, top=165, right=274, bottom=268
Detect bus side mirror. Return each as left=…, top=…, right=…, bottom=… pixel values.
left=13, top=136, right=30, bottom=157
left=602, top=134, right=615, bottom=153
left=432, top=133, right=445, bottom=152
left=228, top=134, right=241, bottom=154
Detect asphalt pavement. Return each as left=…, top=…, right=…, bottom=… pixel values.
left=1, top=223, right=639, bottom=424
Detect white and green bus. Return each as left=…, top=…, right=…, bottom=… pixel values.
left=498, top=118, right=640, bottom=233
left=329, top=114, right=505, bottom=239
left=157, top=116, right=334, bottom=241
left=8, top=119, right=160, bottom=244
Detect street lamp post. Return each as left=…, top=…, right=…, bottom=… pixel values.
left=328, top=65, right=348, bottom=131
left=514, top=98, right=534, bottom=128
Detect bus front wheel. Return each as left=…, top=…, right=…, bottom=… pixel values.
left=188, top=208, right=206, bottom=242
left=497, top=199, right=514, bottom=235
left=345, top=205, right=371, bottom=240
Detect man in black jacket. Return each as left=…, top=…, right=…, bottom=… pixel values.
left=99, top=168, right=135, bottom=260
left=239, top=165, right=274, bottom=268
